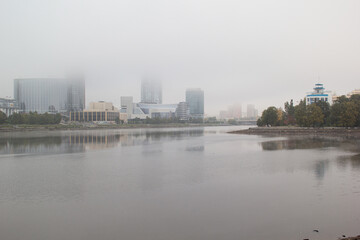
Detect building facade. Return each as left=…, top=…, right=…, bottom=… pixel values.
left=176, top=102, right=190, bottom=121
left=14, top=78, right=85, bottom=114
left=89, top=101, right=115, bottom=111
left=69, top=111, right=119, bottom=122
left=186, top=88, right=204, bottom=119
left=120, top=96, right=133, bottom=119
left=70, top=101, right=119, bottom=122
left=141, top=79, right=162, bottom=104
left=137, top=103, right=177, bottom=119
left=306, top=83, right=332, bottom=105
left=0, top=98, right=19, bottom=116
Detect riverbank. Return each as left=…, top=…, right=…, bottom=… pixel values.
left=0, top=123, right=230, bottom=132
left=340, top=236, right=360, bottom=240
left=229, top=126, right=360, bottom=138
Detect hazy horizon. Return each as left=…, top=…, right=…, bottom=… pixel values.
left=1, top=0, right=359, bottom=116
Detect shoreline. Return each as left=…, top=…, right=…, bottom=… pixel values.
left=0, top=123, right=232, bottom=132
left=229, top=126, right=360, bottom=139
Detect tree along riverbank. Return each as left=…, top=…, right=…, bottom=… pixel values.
left=0, top=122, right=230, bottom=132
left=229, top=127, right=360, bottom=138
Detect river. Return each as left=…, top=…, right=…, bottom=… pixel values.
left=0, top=126, right=359, bottom=240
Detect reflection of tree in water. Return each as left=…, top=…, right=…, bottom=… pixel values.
left=261, top=137, right=342, bottom=151
left=337, top=154, right=360, bottom=169
left=0, top=137, right=65, bottom=155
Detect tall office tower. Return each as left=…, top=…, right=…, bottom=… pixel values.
left=186, top=88, right=204, bottom=119
left=121, top=96, right=133, bottom=118
left=246, top=104, right=257, bottom=118
left=67, top=77, right=85, bottom=112
left=14, top=78, right=85, bottom=114
left=141, top=79, right=162, bottom=104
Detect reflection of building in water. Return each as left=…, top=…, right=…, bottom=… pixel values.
left=0, top=129, right=206, bottom=155
left=67, top=132, right=121, bottom=150
left=0, top=136, right=84, bottom=155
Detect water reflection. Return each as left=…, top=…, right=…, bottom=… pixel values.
left=337, top=154, right=360, bottom=169
left=1, top=127, right=360, bottom=240
left=259, top=137, right=360, bottom=182
left=0, top=128, right=205, bottom=155
left=313, top=160, right=329, bottom=180
left=260, top=137, right=360, bottom=152
left=260, top=137, right=340, bottom=151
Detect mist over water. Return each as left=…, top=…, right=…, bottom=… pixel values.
left=1, top=126, right=360, bottom=240
left=1, top=1, right=360, bottom=114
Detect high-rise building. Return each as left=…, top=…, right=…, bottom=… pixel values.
left=141, top=79, right=162, bottom=104
left=14, top=78, right=85, bottom=114
left=246, top=104, right=257, bottom=118
left=186, top=88, right=204, bottom=119
left=120, top=96, right=133, bottom=119
left=176, top=102, right=190, bottom=121
left=67, top=77, right=85, bottom=112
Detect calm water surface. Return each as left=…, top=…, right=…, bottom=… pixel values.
left=1, top=126, right=360, bottom=240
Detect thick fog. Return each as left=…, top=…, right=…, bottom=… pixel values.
left=1, top=0, right=359, bottom=115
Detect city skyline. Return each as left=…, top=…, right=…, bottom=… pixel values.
left=0, top=1, right=359, bottom=115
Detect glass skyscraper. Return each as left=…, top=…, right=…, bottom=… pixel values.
left=14, top=78, right=85, bottom=114
left=141, top=79, right=162, bottom=104
left=186, top=88, right=204, bottom=119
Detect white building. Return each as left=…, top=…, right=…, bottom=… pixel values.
left=306, top=84, right=332, bottom=105
left=121, top=96, right=133, bottom=119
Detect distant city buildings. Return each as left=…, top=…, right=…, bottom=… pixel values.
left=137, top=103, right=177, bottom=119
left=120, top=96, right=133, bottom=119
left=14, top=77, right=85, bottom=113
left=306, top=83, right=332, bottom=105
left=333, top=89, right=360, bottom=102
left=70, top=101, right=119, bottom=122
left=176, top=102, right=190, bottom=121
left=0, top=98, right=19, bottom=116
left=246, top=104, right=258, bottom=118
left=3, top=76, right=208, bottom=123
left=186, top=88, right=204, bottom=119
left=141, top=79, right=162, bottom=104
left=219, top=103, right=257, bottom=120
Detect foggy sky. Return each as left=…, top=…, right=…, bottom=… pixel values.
left=1, top=0, right=359, bottom=115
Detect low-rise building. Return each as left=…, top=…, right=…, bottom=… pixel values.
left=69, top=101, right=119, bottom=123
left=306, top=83, right=332, bottom=105
left=0, top=98, right=19, bottom=116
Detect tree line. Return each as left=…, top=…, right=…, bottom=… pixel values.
left=0, top=112, right=62, bottom=125
left=257, top=94, right=360, bottom=128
